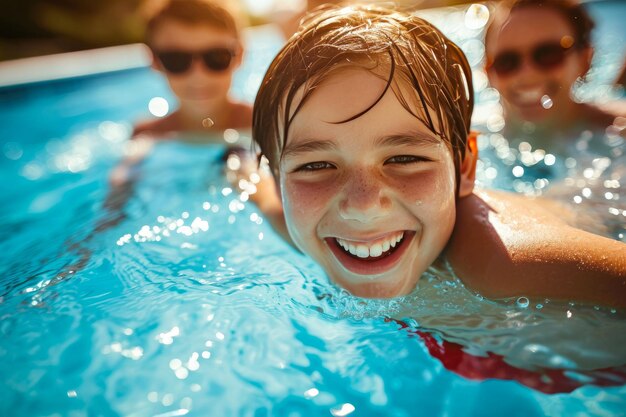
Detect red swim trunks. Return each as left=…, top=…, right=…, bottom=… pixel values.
left=389, top=318, right=626, bottom=394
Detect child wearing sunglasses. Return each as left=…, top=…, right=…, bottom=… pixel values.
left=109, top=0, right=253, bottom=188
left=484, top=0, right=625, bottom=150
left=132, top=0, right=251, bottom=138
left=239, top=4, right=626, bottom=307
left=108, top=1, right=253, bottom=209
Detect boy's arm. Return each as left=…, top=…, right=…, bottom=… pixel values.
left=446, top=190, right=626, bottom=308
left=109, top=137, right=153, bottom=187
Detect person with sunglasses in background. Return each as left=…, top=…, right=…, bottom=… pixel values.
left=108, top=0, right=253, bottom=188
left=61, top=0, right=254, bottom=285
left=484, top=0, right=625, bottom=152
left=132, top=0, right=251, bottom=137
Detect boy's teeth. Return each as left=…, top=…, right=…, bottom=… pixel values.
left=516, top=89, right=543, bottom=104
left=369, top=243, right=383, bottom=257
left=336, top=232, right=405, bottom=258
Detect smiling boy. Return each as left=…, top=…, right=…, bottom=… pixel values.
left=245, top=4, right=626, bottom=306
left=275, top=67, right=464, bottom=298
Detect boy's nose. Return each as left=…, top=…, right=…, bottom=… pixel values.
left=190, top=58, right=209, bottom=75
left=338, top=170, right=392, bottom=223
left=516, top=56, right=544, bottom=80
left=186, top=57, right=218, bottom=79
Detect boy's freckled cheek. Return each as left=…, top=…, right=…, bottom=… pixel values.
left=394, top=170, right=453, bottom=200
left=282, top=179, right=338, bottom=218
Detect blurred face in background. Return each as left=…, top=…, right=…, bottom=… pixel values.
left=485, top=7, right=591, bottom=125
left=150, top=18, right=241, bottom=113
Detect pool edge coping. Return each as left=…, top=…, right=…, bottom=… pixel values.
left=0, top=43, right=152, bottom=89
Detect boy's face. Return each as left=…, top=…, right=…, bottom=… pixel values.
left=150, top=19, right=240, bottom=111
left=486, top=7, right=589, bottom=123
left=278, top=69, right=459, bottom=298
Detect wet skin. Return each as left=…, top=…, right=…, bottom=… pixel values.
left=485, top=7, right=590, bottom=125
left=279, top=69, right=460, bottom=298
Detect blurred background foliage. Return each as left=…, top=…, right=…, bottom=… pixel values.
left=0, top=0, right=146, bottom=60
left=0, top=0, right=471, bottom=61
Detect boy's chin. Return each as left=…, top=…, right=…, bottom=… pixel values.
left=331, top=274, right=418, bottom=299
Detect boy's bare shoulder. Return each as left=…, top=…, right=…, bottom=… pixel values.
left=446, top=190, right=626, bottom=307
left=593, top=99, right=626, bottom=118
left=446, top=190, right=568, bottom=272
left=132, top=114, right=179, bottom=139
left=589, top=100, right=626, bottom=131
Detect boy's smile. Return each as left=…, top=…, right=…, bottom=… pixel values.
left=279, top=69, right=459, bottom=298
left=325, top=231, right=417, bottom=276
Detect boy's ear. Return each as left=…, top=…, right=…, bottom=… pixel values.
left=458, top=131, right=478, bottom=198
left=233, top=41, right=244, bottom=69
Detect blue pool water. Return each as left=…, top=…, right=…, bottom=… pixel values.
left=1, top=4, right=626, bottom=417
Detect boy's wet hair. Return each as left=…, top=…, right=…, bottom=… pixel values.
left=253, top=4, right=474, bottom=188
left=485, top=0, right=595, bottom=50
left=145, top=0, right=240, bottom=46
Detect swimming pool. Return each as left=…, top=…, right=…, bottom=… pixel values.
left=1, top=4, right=626, bottom=417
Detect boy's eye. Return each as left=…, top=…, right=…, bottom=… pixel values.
left=385, top=155, right=432, bottom=164
left=294, top=161, right=335, bottom=172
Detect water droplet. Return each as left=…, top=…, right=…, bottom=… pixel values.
left=202, top=117, right=215, bottom=128
left=464, top=4, right=490, bottom=29
left=331, top=403, right=355, bottom=417
left=169, top=359, right=182, bottom=370
left=516, top=297, right=530, bottom=308
left=3, top=142, right=23, bottom=160
left=304, top=388, right=319, bottom=399
left=175, top=367, right=189, bottom=379
left=540, top=95, right=553, bottom=109
left=162, top=393, right=174, bottom=406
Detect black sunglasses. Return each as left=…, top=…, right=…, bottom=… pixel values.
left=154, top=48, right=236, bottom=74
left=488, top=41, right=575, bottom=77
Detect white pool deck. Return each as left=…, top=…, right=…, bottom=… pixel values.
left=0, top=24, right=285, bottom=89
left=0, top=43, right=152, bottom=88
